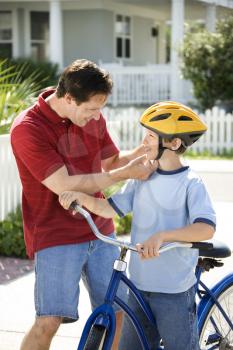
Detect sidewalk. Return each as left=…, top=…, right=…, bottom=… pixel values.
left=0, top=275, right=91, bottom=350
left=186, top=159, right=233, bottom=201
left=1, top=160, right=233, bottom=350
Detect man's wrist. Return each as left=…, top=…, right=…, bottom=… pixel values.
left=109, top=166, right=128, bottom=182
left=80, top=193, right=88, bottom=207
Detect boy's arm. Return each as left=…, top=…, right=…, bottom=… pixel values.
left=59, top=191, right=116, bottom=218
left=137, top=222, right=215, bottom=260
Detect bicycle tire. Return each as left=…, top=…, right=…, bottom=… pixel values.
left=199, top=282, right=233, bottom=349
left=83, top=325, right=107, bottom=350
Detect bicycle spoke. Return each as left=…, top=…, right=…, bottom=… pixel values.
left=200, top=284, right=233, bottom=349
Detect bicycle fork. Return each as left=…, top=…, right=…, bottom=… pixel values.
left=77, top=247, right=156, bottom=350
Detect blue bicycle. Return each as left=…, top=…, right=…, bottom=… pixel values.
left=72, top=204, right=233, bottom=350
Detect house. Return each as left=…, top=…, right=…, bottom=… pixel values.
left=0, top=0, right=233, bottom=104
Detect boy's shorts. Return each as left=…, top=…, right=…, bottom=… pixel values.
left=34, top=233, right=124, bottom=323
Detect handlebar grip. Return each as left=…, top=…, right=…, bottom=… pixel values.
left=191, top=242, right=213, bottom=250
left=69, top=200, right=78, bottom=211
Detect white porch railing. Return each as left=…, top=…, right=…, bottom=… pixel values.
left=101, top=64, right=173, bottom=106
left=1, top=106, right=232, bottom=219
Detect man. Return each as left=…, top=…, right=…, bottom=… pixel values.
left=11, top=59, right=157, bottom=350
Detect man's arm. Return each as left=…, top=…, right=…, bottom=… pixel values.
left=136, top=223, right=215, bottom=259
left=59, top=191, right=116, bottom=218
left=101, top=145, right=149, bottom=171
left=42, top=155, right=158, bottom=195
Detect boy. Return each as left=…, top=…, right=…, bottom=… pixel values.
left=59, top=101, right=216, bottom=350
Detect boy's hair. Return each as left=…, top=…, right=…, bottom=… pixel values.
left=163, top=137, right=186, bottom=154
left=56, top=59, right=113, bottom=104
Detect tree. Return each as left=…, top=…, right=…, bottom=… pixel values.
left=181, top=17, right=233, bottom=110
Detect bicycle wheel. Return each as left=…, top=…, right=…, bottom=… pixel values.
left=199, top=282, right=233, bottom=349
left=83, top=325, right=108, bottom=350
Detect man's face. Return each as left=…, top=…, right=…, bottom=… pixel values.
left=142, top=128, right=159, bottom=160
left=66, top=94, right=107, bottom=127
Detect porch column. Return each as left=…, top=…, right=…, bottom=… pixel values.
left=49, top=0, right=63, bottom=70
left=170, top=0, right=184, bottom=102
left=12, top=9, right=20, bottom=58
left=158, top=22, right=166, bottom=64
left=206, top=4, right=216, bottom=32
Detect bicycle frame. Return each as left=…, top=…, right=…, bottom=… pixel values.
left=78, top=259, right=233, bottom=350
left=77, top=246, right=157, bottom=350
left=73, top=204, right=233, bottom=350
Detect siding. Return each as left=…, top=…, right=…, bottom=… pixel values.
left=63, top=9, right=114, bottom=66
left=132, top=16, right=156, bottom=65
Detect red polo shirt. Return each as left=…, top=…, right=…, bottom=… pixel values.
left=10, top=89, right=119, bottom=258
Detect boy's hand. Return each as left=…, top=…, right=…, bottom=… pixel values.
left=136, top=233, right=164, bottom=259
left=59, top=191, right=84, bottom=210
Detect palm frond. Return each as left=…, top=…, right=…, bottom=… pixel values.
left=0, top=59, right=42, bottom=134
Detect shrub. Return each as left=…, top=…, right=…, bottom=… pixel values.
left=181, top=17, right=233, bottom=110
left=3, top=58, right=59, bottom=90
left=0, top=206, right=26, bottom=258
left=114, top=213, right=132, bottom=235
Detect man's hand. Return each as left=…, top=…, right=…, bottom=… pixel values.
left=136, top=233, right=164, bottom=259
left=131, top=144, right=152, bottom=158
left=124, top=155, right=158, bottom=180
left=59, top=191, right=85, bottom=210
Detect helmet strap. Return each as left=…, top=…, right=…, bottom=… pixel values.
left=155, top=136, right=167, bottom=160
left=155, top=136, right=187, bottom=160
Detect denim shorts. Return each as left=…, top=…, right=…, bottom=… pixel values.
left=34, top=233, right=123, bottom=323
left=118, top=285, right=200, bottom=350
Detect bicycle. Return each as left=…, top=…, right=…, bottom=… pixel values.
left=71, top=203, right=233, bottom=350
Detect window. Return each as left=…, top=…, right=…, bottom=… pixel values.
left=0, top=11, right=12, bottom=58
left=30, top=12, right=49, bottom=61
left=115, top=15, right=131, bottom=59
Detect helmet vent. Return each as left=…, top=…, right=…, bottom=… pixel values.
left=150, top=113, right=171, bottom=122
left=178, top=116, right=193, bottom=121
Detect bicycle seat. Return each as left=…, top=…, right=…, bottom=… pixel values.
left=197, top=239, right=231, bottom=258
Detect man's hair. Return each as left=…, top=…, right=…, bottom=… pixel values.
left=56, top=59, right=113, bottom=104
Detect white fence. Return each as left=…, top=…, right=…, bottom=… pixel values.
left=102, top=64, right=172, bottom=106
left=0, top=134, right=21, bottom=221
left=0, top=106, right=233, bottom=219
left=106, top=107, right=233, bottom=153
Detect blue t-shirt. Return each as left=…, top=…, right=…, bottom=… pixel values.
left=109, top=166, right=216, bottom=293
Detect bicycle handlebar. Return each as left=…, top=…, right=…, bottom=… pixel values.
left=70, top=202, right=213, bottom=253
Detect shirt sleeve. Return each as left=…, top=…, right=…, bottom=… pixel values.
left=108, top=179, right=138, bottom=217
left=187, top=177, right=216, bottom=229
left=11, top=124, right=65, bottom=182
left=99, top=115, right=119, bottom=160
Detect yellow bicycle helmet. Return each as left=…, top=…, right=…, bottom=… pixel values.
left=140, top=101, right=207, bottom=147
left=140, top=101, right=207, bottom=160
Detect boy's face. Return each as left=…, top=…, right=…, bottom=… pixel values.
left=142, top=129, right=160, bottom=160
left=142, top=128, right=182, bottom=160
